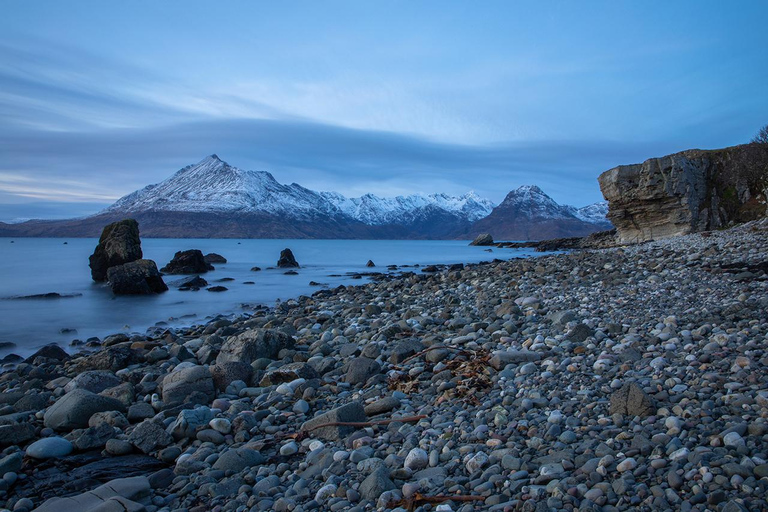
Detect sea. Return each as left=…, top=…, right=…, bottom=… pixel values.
left=0, top=238, right=544, bottom=358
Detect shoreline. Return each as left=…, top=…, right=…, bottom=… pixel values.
left=2, top=219, right=767, bottom=511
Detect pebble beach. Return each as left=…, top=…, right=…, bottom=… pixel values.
left=2, top=218, right=768, bottom=512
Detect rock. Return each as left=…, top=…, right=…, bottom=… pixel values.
left=470, top=233, right=494, bottom=246
left=31, top=475, right=151, bottom=512
left=364, top=396, right=401, bottom=416
left=206, top=285, right=227, bottom=292
left=24, top=343, right=69, bottom=364
left=107, top=259, right=168, bottom=295
left=216, top=328, right=295, bottom=364
left=212, top=447, right=265, bottom=472
left=72, top=346, right=141, bottom=373
left=489, top=350, right=542, bottom=370
left=366, top=260, right=375, bottom=267
left=172, top=275, right=208, bottom=290
left=609, top=382, right=655, bottom=417
left=128, top=420, right=173, bottom=453
left=211, top=362, right=254, bottom=391
left=0, top=452, right=22, bottom=475
left=0, top=423, right=35, bottom=447
left=161, top=249, right=214, bottom=274
left=567, top=323, right=594, bottom=342
left=169, top=407, right=214, bottom=439
left=617, top=457, right=637, bottom=472
left=203, top=253, right=227, bottom=264
left=44, top=389, right=126, bottom=431
left=359, top=466, right=396, bottom=501
left=64, top=370, right=121, bottom=394
left=277, top=248, right=299, bottom=268
left=404, top=448, right=429, bottom=471
left=598, top=143, right=768, bottom=243
left=26, top=437, right=73, bottom=459
left=161, top=365, right=215, bottom=407
left=89, top=219, right=143, bottom=282
left=346, top=357, right=381, bottom=386
left=74, top=423, right=116, bottom=450
left=260, top=362, right=319, bottom=386
left=300, top=402, right=367, bottom=441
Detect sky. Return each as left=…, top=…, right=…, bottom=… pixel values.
left=1, top=1, right=767, bottom=222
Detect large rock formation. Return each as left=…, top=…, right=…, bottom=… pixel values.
left=161, top=250, right=214, bottom=274
left=599, top=144, right=768, bottom=243
left=88, top=219, right=143, bottom=281
left=107, top=260, right=169, bottom=295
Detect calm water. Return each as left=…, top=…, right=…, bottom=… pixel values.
left=0, top=238, right=541, bottom=356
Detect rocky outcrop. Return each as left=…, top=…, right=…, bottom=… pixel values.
left=469, top=233, right=494, bottom=246
left=277, top=248, right=299, bottom=268
left=107, top=259, right=168, bottom=295
left=88, top=219, right=143, bottom=281
left=599, top=144, right=768, bottom=243
left=161, top=250, right=214, bottom=274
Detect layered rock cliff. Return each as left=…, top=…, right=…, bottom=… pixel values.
left=598, top=143, right=768, bottom=243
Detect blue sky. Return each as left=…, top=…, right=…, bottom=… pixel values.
left=1, top=1, right=767, bottom=221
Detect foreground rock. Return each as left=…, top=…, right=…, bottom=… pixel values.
left=88, top=219, right=143, bottom=281
left=107, top=259, right=168, bottom=295
left=599, top=143, right=768, bottom=243
left=161, top=249, right=214, bottom=274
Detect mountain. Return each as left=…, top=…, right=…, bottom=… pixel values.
left=0, top=156, right=610, bottom=239
left=467, top=185, right=609, bottom=240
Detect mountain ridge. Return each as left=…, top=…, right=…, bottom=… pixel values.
left=0, top=155, right=610, bottom=240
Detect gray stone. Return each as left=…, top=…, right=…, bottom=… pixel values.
left=359, top=466, right=396, bottom=501
left=129, top=420, right=173, bottom=454
left=0, top=452, right=22, bottom=475
left=346, top=357, right=380, bottom=386
left=216, top=328, right=295, bottom=364
left=567, top=323, right=594, bottom=342
left=212, top=447, right=265, bottom=472
left=469, top=233, right=494, bottom=246
left=107, top=259, right=168, bottom=295
left=127, top=402, right=155, bottom=422
left=89, top=219, right=143, bottom=282
left=609, top=382, right=655, bottom=417
left=161, top=365, right=215, bottom=407
left=64, top=371, right=122, bottom=394
left=0, top=423, right=36, bottom=447
left=300, top=402, right=367, bottom=441
left=260, top=362, right=319, bottom=386
left=169, top=407, right=214, bottom=439
left=32, top=475, right=150, bottom=512
left=364, top=396, right=401, bottom=416
left=74, top=423, right=116, bottom=450
left=44, top=389, right=126, bottom=431
left=26, top=437, right=73, bottom=459
left=489, top=350, right=542, bottom=370
left=211, top=361, right=254, bottom=391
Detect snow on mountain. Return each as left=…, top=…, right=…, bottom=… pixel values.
left=496, top=185, right=576, bottom=219
left=104, top=155, right=496, bottom=225
left=570, top=201, right=610, bottom=224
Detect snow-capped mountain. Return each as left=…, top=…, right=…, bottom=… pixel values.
left=468, top=185, right=610, bottom=241
left=104, top=155, right=495, bottom=228
left=568, top=201, right=610, bottom=225
left=0, top=156, right=611, bottom=239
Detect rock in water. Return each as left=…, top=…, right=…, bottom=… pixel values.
left=88, top=219, right=143, bottom=282
left=277, top=248, right=299, bottom=268
left=366, top=260, right=375, bottom=267
left=161, top=249, right=214, bottom=274
left=203, top=252, right=227, bottom=264
left=107, top=259, right=168, bottom=295
left=470, top=233, right=494, bottom=246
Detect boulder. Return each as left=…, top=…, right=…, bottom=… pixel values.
left=260, top=362, right=319, bottom=386
left=211, top=362, right=254, bottom=391
left=366, top=260, right=375, bottom=267
left=26, top=437, right=74, bottom=459
left=469, top=233, right=494, bottom=246
left=300, top=402, right=367, bottom=441
left=24, top=343, right=69, bottom=364
left=129, top=420, right=173, bottom=454
left=598, top=143, right=768, bottom=243
left=161, top=365, right=215, bottom=407
left=89, top=219, right=143, bottom=282
left=489, top=350, right=542, bottom=370
left=359, top=466, right=396, bottom=501
left=216, top=328, right=295, bottom=365
left=44, top=389, right=126, bottom=431
left=212, top=447, right=265, bottom=472
left=346, top=358, right=381, bottom=386
left=73, top=423, right=116, bottom=450
left=107, top=260, right=168, bottom=295
left=277, top=248, right=299, bottom=268
left=609, top=382, right=656, bottom=417
left=0, top=422, right=36, bottom=447
left=72, top=346, right=141, bottom=373
left=64, top=370, right=121, bottom=394
left=204, top=253, right=227, bottom=264
left=172, top=275, right=208, bottom=290
left=169, top=407, right=214, bottom=439
left=161, top=250, right=214, bottom=274
left=31, top=475, right=150, bottom=512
